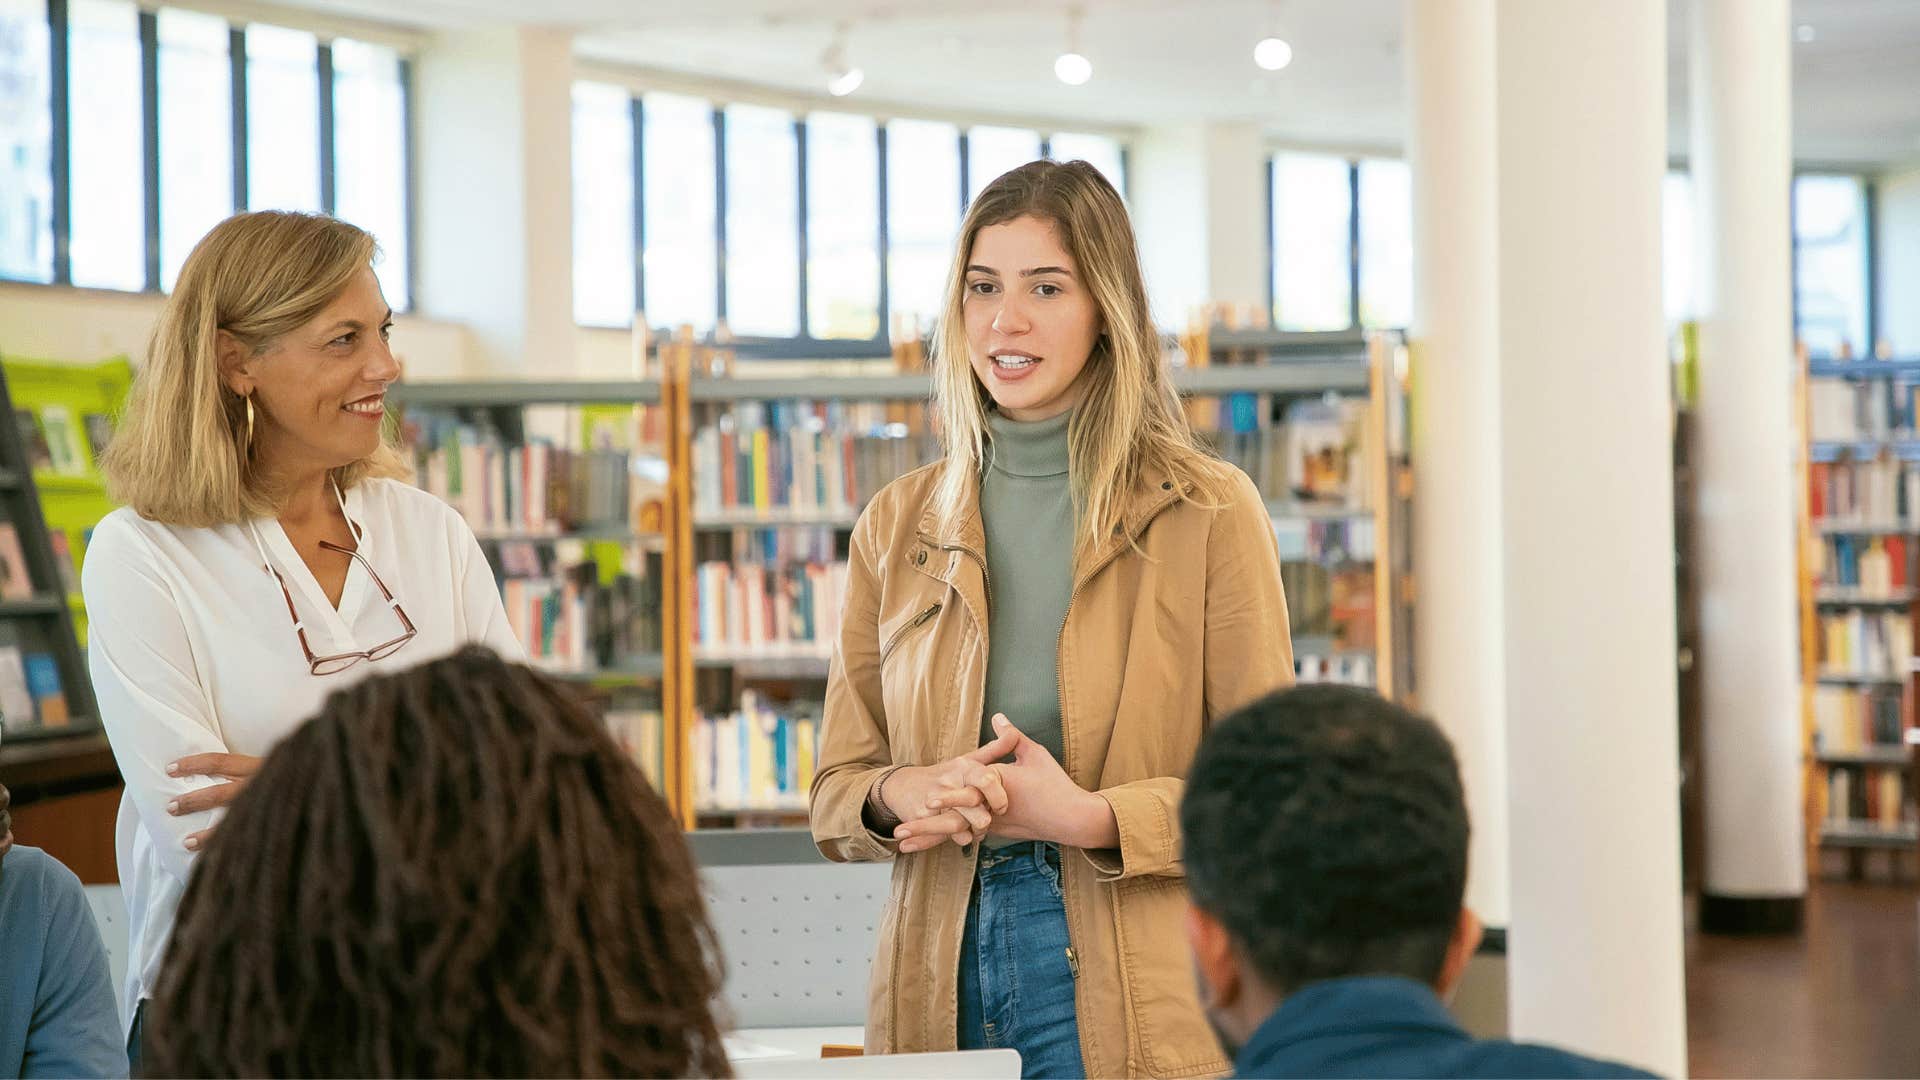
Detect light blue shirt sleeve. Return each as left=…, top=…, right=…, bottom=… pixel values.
left=0, top=847, right=127, bottom=1080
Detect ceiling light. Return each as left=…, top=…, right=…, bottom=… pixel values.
left=1254, top=36, right=1292, bottom=71
left=822, top=22, right=862, bottom=97
left=1055, top=5, right=1091, bottom=85
left=1795, top=23, right=1816, bottom=43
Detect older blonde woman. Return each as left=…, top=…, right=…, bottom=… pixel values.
left=84, top=211, right=521, bottom=1063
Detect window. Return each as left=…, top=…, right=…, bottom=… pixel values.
left=886, top=118, right=960, bottom=333
left=1271, top=152, right=1352, bottom=331
left=244, top=23, right=319, bottom=213
left=805, top=110, right=879, bottom=339
left=67, top=0, right=143, bottom=290
left=966, top=124, right=1040, bottom=204
left=571, top=81, right=634, bottom=328
left=156, top=6, right=232, bottom=291
left=1794, top=173, right=1868, bottom=358
left=331, top=38, right=408, bottom=310
left=642, top=92, right=716, bottom=335
left=1047, top=132, right=1124, bottom=198
left=0, top=0, right=53, bottom=282
left=1663, top=171, right=1693, bottom=325
left=1357, top=158, right=1410, bottom=329
left=722, top=103, right=799, bottom=338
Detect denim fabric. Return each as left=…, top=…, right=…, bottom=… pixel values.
left=956, top=842, right=1085, bottom=1078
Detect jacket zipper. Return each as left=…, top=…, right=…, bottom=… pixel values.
left=880, top=602, right=942, bottom=662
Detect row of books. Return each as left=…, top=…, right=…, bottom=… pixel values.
left=605, top=703, right=665, bottom=793
left=1825, top=768, right=1916, bottom=830
left=1274, top=517, right=1377, bottom=565
left=1818, top=611, right=1914, bottom=679
left=1808, top=377, right=1920, bottom=443
left=693, top=558, right=849, bottom=657
left=11, top=404, right=112, bottom=477
left=1816, top=534, right=1909, bottom=593
left=496, top=544, right=664, bottom=672
left=0, top=642, right=70, bottom=733
left=691, top=691, right=820, bottom=811
left=691, top=402, right=941, bottom=518
left=1808, top=459, right=1920, bottom=526
left=1208, top=401, right=1374, bottom=509
left=1812, top=685, right=1909, bottom=754
left=1283, top=564, right=1376, bottom=652
left=1295, top=651, right=1376, bottom=687
left=406, top=408, right=666, bottom=537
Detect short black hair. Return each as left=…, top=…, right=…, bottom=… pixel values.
left=1181, top=684, right=1470, bottom=995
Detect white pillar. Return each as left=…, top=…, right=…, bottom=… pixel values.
left=1132, top=122, right=1267, bottom=327
left=1690, top=0, right=1805, bottom=929
left=414, top=26, right=574, bottom=376
left=1495, top=1, right=1687, bottom=1072
left=1404, top=0, right=1510, bottom=930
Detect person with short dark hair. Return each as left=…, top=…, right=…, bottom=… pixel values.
left=1180, top=685, right=1657, bottom=1079
left=142, top=647, right=731, bottom=1078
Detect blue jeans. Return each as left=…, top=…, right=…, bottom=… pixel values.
left=957, top=842, right=1085, bottom=1078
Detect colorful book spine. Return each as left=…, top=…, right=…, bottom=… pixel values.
left=693, top=690, right=822, bottom=811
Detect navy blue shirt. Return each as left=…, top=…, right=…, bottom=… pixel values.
left=0, top=846, right=126, bottom=1079
left=1234, top=976, right=1660, bottom=1079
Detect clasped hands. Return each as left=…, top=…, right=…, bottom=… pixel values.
left=880, top=714, right=1119, bottom=854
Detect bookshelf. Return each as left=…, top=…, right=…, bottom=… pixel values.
left=1797, top=350, right=1920, bottom=879
left=0, top=359, right=102, bottom=742
left=391, top=323, right=1414, bottom=829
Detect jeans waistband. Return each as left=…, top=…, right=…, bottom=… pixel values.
left=976, top=840, right=1061, bottom=878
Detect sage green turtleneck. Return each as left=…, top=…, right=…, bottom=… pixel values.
left=978, top=408, right=1074, bottom=847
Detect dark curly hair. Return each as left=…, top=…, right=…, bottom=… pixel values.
left=1181, top=684, right=1469, bottom=996
left=144, top=647, right=731, bottom=1078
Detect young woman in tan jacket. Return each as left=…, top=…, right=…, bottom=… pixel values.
left=808, top=160, right=1294, bottom=1079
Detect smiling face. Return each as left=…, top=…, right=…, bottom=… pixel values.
left=221, top=266, right=399, bottom=481
left=962, top=214, right=1103, bottom=423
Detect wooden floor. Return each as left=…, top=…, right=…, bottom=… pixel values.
left=1688, top=881, right=1920, bottom=1078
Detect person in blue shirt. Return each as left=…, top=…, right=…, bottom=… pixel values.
left=1179, top=685, right=1658, bottom=1080
left=0, top=778, right=127, bottom=1079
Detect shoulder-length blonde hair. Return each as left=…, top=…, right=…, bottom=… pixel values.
left=102, top=211, right=409, bottom=528
left=928, top=160, right=1227, bottom=558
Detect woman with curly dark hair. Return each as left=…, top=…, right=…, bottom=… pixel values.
left=142, top=647, right=731, bottom=1079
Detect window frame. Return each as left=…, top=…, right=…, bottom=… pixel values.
left=586, top=83, right=1133, bottom=358
left=4, top=0, right=417, bottom=309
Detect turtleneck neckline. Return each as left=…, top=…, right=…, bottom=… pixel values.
left=986, top=407, right=1073, bottom=479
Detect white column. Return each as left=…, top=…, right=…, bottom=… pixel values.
left=413, top=26, right=575, bottom=376
left=1404, top=0, right=1510, bottom=930
left=1690, top=0, right=1805, bottom=924
left=1495, top=1, right=1687, bottom=1073
left=1201, top=122, right=1270, bottom=313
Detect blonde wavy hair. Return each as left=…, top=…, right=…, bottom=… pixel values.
left=102, top=211, right=409, bottom=527
left=929, top=160, right=1227, bottom=557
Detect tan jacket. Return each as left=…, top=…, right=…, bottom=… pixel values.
left=809, top=453, right=1294, bottom=1078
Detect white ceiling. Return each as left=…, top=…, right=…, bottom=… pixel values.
left=291, top=0, right=1920, bottom=169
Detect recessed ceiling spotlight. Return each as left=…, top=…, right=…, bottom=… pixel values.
left=1254, top=36, right=1293, bottom=71
left=1795, top=23, right=1816, bottom=43
left=1055, top=5, right=1092, bottom=86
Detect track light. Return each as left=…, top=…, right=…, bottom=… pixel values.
left=822, top=23, right=863, bottom=97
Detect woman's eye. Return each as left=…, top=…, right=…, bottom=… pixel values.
left=1035, top=283, right=1062, bottom=297
left=330, top=333, right=357, bottom=348
left=968, top=281, right=997, bottom=296
left=379, top=324, right=393, bottom=341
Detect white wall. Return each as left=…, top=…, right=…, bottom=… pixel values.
left=0, top=282, right=472, bottom=375
left=1877, top=164, right=1920, bottom=354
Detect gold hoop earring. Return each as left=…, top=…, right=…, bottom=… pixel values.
left=244, top=395, right=255, bottom=452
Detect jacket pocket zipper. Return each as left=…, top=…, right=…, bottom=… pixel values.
left=880, top=602, right=942, bottom=662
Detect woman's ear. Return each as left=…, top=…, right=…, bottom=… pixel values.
left=215, top=329, right=256, bottom=398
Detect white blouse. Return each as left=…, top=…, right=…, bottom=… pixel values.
left=81, top=477, right=522, bottom=1024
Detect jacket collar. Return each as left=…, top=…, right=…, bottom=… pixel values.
left=914, top=458, right=1187, bottom=563
left=1237, top=976, right=1468, bottom=1074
